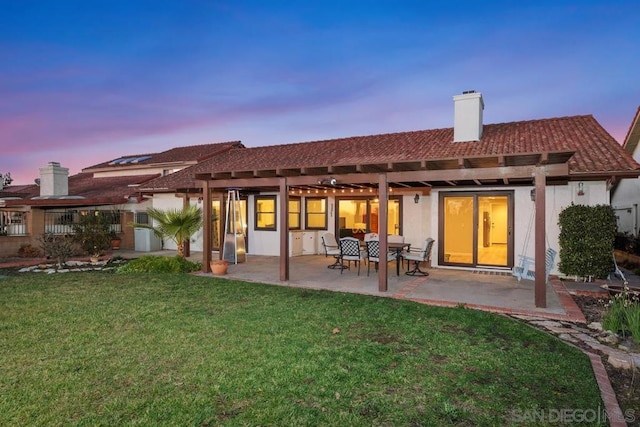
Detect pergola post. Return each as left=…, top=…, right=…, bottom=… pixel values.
left=378, top=174, right=389, bottom=292
left=182, top=195, right=191, bottom=257
left=279, top=178, right=290, bottom=281
left=534, top=167, right=546, bottom=308
left=202, top=181, right=212, bottom=273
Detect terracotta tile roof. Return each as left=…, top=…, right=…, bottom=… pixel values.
left=126, top=115, right=640, bottom=193
left=83, top=141, right=243, bottom=170
left=2, top=173, right=159, bottom=207
left=0, top=184, right=33, bottom=198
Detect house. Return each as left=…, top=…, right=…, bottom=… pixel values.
left=611, top=106, right=640, bottom=236
left=0, top=141, right=242, bottom=257
left=153, top=91, right=637, bottom=308
left=4, top=91, right=637, bottom=309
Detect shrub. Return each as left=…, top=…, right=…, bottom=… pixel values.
left=72, top=211, right=112, bottom=256
left=116, top=255, right=201, bottom=273
left=17, top=244, right=42, bottom=258
left=38, top=233, right=76, bottom=266
left=558, top=204, right=617, bottom=279
left=602, top=289, right=640, bottom=344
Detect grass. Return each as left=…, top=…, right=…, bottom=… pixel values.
left=0, top=271, right=605, bottom=426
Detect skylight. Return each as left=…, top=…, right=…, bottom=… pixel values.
left=108, top=155, right=152, bottom=165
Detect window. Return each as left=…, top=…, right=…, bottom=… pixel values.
left=255, top=196, right=277, bottom=230
left=337, top=197, right=401, bottom=238
left=289, top=198, right=301, bottom=230
left=305, top=198, right=327, bottom=229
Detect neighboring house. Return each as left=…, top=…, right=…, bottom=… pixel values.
left=0, top=142, right=242, bottom=257
left=611, top=106, right=640, bottom=236
left=150, top=91, right=637, bottom=307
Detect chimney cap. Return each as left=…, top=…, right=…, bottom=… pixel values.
left=462, top=90, right=476, bottom=95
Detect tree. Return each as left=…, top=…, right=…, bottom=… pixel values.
left=134, top=205, right=202, bottom=257
left=72, top=210, right=112, bottom=257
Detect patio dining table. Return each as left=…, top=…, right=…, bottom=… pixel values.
left=387, top=242, right=411, bottom=276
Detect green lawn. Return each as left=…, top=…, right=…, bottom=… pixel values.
left=0, top=272, right=605, bottom=426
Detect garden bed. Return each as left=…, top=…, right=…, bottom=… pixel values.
left=572, top=295, right=640, bottom=421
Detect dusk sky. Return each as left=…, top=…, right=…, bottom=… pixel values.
left=1, top=1, right=639, bottom=185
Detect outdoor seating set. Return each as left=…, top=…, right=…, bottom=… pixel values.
left=321, top=232, right=434, bottom=277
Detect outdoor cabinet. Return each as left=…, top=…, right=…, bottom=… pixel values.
left=134, top=228, right=162, bottom=252
left=302, top=231, right=317, bottom=255
left=289, top=231, right=303, bottom=256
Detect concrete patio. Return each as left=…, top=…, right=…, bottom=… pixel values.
left=117, top=249, right=587, bottom=321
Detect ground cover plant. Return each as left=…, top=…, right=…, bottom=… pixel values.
left=116, top=254, right=201, bottom=273
left=0, top=272, right=605, bottom=426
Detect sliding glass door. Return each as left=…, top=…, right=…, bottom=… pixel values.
left=440, top=192, right=513, bottom=268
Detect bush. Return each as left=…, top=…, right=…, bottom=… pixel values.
left=603, top=290, right=640, bottom=344
left=558, top=204, right=617, bottom=279
left=72, top=211, right=112, bottom=256
left=38, top=233, right=76, bottom=266
left=117, top=255, right=201, bottom=273
left=17, top=244, right=42, bottom=258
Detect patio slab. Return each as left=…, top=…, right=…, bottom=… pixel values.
left=189, top=252, right=570, bottom=319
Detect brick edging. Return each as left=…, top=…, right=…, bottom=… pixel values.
left=585, top=351, right=628, bottom=427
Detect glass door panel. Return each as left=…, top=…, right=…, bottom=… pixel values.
left=441, top=192, right=512, bottom=267
left=477, top=196, right=508, bottom=266
left=442, top=196, right=474, bottom=264
left=211, top=200, right=221, bottom=250
left=369, top=199, right=401, bottom=236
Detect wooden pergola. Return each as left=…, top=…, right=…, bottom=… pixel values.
left=196, top=151, right=576, bottom=308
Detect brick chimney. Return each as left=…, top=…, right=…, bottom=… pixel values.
left=39, top=162, right=69, bottom=197
left=453, top=90, right=484, bottom=142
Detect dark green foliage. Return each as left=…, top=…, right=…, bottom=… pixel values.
left=116, top=255, right=201, bottom=273
left=558, top=204, right=617, bottom=278
left=72, top=211, right=112, bottom=256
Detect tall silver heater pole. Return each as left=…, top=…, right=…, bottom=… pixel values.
left=222, top=189, right=247, bottom=264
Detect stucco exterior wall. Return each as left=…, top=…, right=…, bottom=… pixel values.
left=144, top=180, right=611, bottom=277
left=611, top=177, right=640, bottom=236
left=430, top=181, right=610, bottom=275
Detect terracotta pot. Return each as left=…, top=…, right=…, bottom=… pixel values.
left=210, top=260, right=228, bottom=275
left=111, top=239, right=121, bottom=250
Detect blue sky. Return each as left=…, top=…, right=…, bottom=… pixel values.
left=1, top=1, right=639, bottom=184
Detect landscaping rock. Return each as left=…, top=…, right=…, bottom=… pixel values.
left=598, top=332, right=620, bottom=346
left=608, top=353, right=633, bottom=370
left=588, top=322, right=603, bottom=331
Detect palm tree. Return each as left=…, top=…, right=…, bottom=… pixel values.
left=134, top=205, right=202, bottom=257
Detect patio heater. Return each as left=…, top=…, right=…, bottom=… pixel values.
left=222, top=189, right=247, bottom=264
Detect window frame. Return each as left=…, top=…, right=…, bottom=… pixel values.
left=254, top=195, right=277, bottom=231
left=289, top=197, right=301, bottom=230
left=304, top=197, right=328, bottom=230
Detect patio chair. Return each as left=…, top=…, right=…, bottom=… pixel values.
left=364, top=232, right=378, bottom=241
left=339, top=237, right=366, bottom=275
left=404, top=238, right=434, bottom=276
left=321, top=232, right=343, bottom=269
left=387, top=234, right=404, bottom=244
left=365, top=239, right=397, bottom=276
